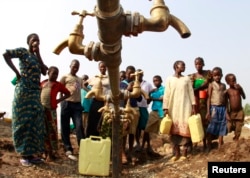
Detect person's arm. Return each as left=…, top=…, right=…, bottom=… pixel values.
left=57, top=84, right=71, bottom=104
left=206, top=83, right=212, bottom=121
left=224, top=90, right=230, bottom=121
left=201, top=70, right=212, bottom=90
left=163, top=78, right=170, bottom=116
left=34, top=46, right=48, bottom=76
left=59, top=76, right=67, bottom=98
left=3, top=52, right=21, bottom=80
left=235, top=83, right=246, bottom=99
left=187, top=76, right=197, bottom=115
left=82, top=82, right=91, bottom=92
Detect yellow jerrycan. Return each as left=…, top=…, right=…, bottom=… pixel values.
left=188, top=114, right=204, bottom=143
left=78, top=136, right=111, bottom=176
left=159, top=114, right=172, bottom=135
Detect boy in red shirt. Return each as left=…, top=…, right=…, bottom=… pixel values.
left=41, top=66, right=70, bottom=161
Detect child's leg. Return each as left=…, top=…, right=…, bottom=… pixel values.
left=174, top=145, right=181, bottom=157
left=141, top=131, right=150, bottom=150
left=170, top=144, right=180, bottom=161
left=218, top=136, right=223, bottom=148
left=121, top=135, right=128, bottom=164
left=202, top=128, right=207, bottom=151
left=183, top=145, right=188, bottom=157
left=234, top=120, right=244, bottom=141
left=206, top=133, right=212, bottom=152
left=128, top=134, right=134, bottom=160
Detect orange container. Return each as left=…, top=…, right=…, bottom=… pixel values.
left=199, top=90, right=207, bottom=99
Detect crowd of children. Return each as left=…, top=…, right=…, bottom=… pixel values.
left=2, top=34, right=246, bottom=167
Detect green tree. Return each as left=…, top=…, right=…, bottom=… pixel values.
left=244, top=103, right=250, bottom=116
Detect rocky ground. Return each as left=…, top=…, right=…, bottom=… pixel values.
left=0, top=118, right=250, bottom=178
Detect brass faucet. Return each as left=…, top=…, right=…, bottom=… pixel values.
left=130, top=70, right=149, bottom=99
left=53, top=10, right=95, bottom=55
left=85, top=74, right=107, bottom=101
left=124, top=0, right=191, bottom=38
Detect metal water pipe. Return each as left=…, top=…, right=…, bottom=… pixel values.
left=54, top=0, right=191, bottom=177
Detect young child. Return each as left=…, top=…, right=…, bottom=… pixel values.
left=40, top=66, right=71, bottom=161
left=189, top=57, right=212, bottom=150
left=81, top=74, right=92, bottom=137
left=163, top=60, right=196, bottom=161
left=142, top=75, right=164, bottom=157
left=120, top=65, right=142, bottom=164
left=225, top=73, right=246, bottom=141
left=206, top=67, right=227, bottom=152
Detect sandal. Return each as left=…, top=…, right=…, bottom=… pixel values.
left=179, top=156, right=187, bottom=161
left=68, top=154, right=78, bottom=161
left=20, top=159, right=32, bottom=167
left=170, top=156, right=179, bottom=162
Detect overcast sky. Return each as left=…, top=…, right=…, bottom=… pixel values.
left=1, top=0, right=250, bottom=117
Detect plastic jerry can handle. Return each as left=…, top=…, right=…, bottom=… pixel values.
left=90, top=136, right=102, bottom=141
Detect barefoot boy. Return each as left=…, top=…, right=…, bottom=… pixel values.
left=225, top=73, right=246, bottom=141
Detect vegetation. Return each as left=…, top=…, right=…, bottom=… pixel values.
left=244, top=103, right=250, bottom=116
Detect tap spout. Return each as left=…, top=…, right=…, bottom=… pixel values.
left=125, top=0, right=191, bottom=38
left=53, top=10, right=95, bottom=56
left=53, top=39, right=68, bottom=55
left=170, top=14, right=191, bottom=38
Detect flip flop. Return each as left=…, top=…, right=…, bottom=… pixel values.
left=179, top=156, right=187, bottom=161
left=68, top=154, right=78, bottom=161
left=170, top=156, right=179, bottom=162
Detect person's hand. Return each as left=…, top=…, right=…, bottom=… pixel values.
left=191, top=106, right=197, bottom=115
left=226, top=112, right=231, bottom=121
left=127, top=82, right=134, bottom=91
left=164, top=109, right=169, bottom=116
left=32, top=41, right=40, bottom=54
left=16, top=73, right=21, bottom=80
left=206, top=113, right=211, bottom=121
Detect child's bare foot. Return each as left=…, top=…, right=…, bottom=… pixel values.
left=233, top=136, right=239, bottom=141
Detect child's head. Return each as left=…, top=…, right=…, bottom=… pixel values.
left=125, top=65, right=136, bottom=81
left=194, top=57, right=205, bottom=71
left=82, top=74, right=89, bottom=81
left=98, top=61, right=107, bottom=75
left=225, top=73, right=237, bottom=87
left=70, top=59, right=80, bottom=75
left=48, top=66, right=59, bottom=82
left=120, top=70, right=126, bottom=81
left=153, top=75, right=162, bottom=87
left=173, top=60, right=185, bottom=73
left=136, top=69, right=144, bottom=82
left=82, top=74, right=89, bottom=86
left=212, top=67, right=223, bottom=82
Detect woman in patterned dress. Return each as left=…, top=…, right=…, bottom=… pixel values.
left=3, top=33, right=48, bottom=166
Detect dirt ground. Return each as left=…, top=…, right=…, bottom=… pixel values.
left=1, top=119, right=250, bottom=178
